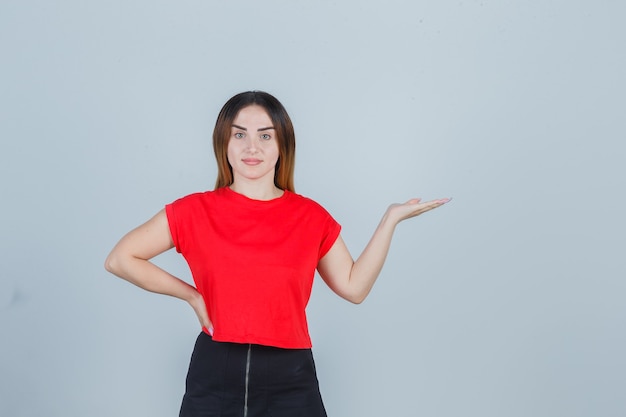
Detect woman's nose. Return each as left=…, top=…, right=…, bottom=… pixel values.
left=245, top=136, right=259, bottom=151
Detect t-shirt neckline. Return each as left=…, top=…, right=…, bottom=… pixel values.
left=221, top=186, right=291, bottom=206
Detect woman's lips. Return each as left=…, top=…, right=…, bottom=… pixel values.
left=242, top=158, right=262, bottom=165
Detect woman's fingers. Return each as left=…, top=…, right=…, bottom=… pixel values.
left=416, top=198, right=450, bottom=214
left=200, top=314, right=213, bottom=335
left=406, top=198, right=422, bottom=205
left=188, top=291, right=213, bottom=333
left=390, top=197, right=451, bottom=222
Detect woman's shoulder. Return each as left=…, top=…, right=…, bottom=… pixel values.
left=169, top=189, right=222, bottom=207
left=286, top=191, right=334, bottom=216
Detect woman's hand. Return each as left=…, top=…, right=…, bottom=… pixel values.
left=188, top=291, right=213, bottom=335
left=385, top=197, right=451, bottom=225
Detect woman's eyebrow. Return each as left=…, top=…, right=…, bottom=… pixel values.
left=232, top=124, right=275, bottom=132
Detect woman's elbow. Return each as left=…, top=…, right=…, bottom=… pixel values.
left=342, top=290, right=368, bottom=305
left=104, top=251, right=122, bottom=275
left=349, top=295, right=367, bottom=305
left=328, top=281, right=369, bottom=304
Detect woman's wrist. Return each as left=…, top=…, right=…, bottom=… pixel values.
left=188, top=287, right=202, bottom=303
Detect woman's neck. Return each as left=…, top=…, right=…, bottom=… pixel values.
left=229, top=180, right=284, bottom=201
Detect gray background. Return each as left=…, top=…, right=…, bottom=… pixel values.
left=1, top=1, right=624, bottom=416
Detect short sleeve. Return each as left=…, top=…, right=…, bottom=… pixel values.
left=317, top=213, right=342, bottom=260
left=164, top=193, right=206, bottom=254
left=165, top=202, right=183, bottom=253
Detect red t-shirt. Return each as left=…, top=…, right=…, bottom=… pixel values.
left=165, top=187, right=341, bottom=349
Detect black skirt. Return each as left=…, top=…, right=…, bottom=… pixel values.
left=179, top=332, right=327, bottom=417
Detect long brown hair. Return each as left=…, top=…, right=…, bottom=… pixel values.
left=213, top=91, right=296, bottom=192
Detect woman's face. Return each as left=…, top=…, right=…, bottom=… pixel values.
left=227, top=105, right=280, bottom=185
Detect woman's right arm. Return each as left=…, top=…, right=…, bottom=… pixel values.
left=104, top=209, right=212, bottom=332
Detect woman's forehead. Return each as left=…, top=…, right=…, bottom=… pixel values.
left=233, top=105, right=273, bottom=127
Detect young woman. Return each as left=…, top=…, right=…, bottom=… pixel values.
left=105, top=91, right=450, bottom=417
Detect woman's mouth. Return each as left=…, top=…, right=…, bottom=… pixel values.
left=242, top=158, right=262, bottom=165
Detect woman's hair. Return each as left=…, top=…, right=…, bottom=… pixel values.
left=213, top=91, right=296, bottom=192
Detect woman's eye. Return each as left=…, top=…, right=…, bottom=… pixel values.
left=260, top=134, right=271, bottom=140
left=234, top=132, right=245, bottom=139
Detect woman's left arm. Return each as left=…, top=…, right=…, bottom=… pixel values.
left=317, top=197, right=450, bottom=304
